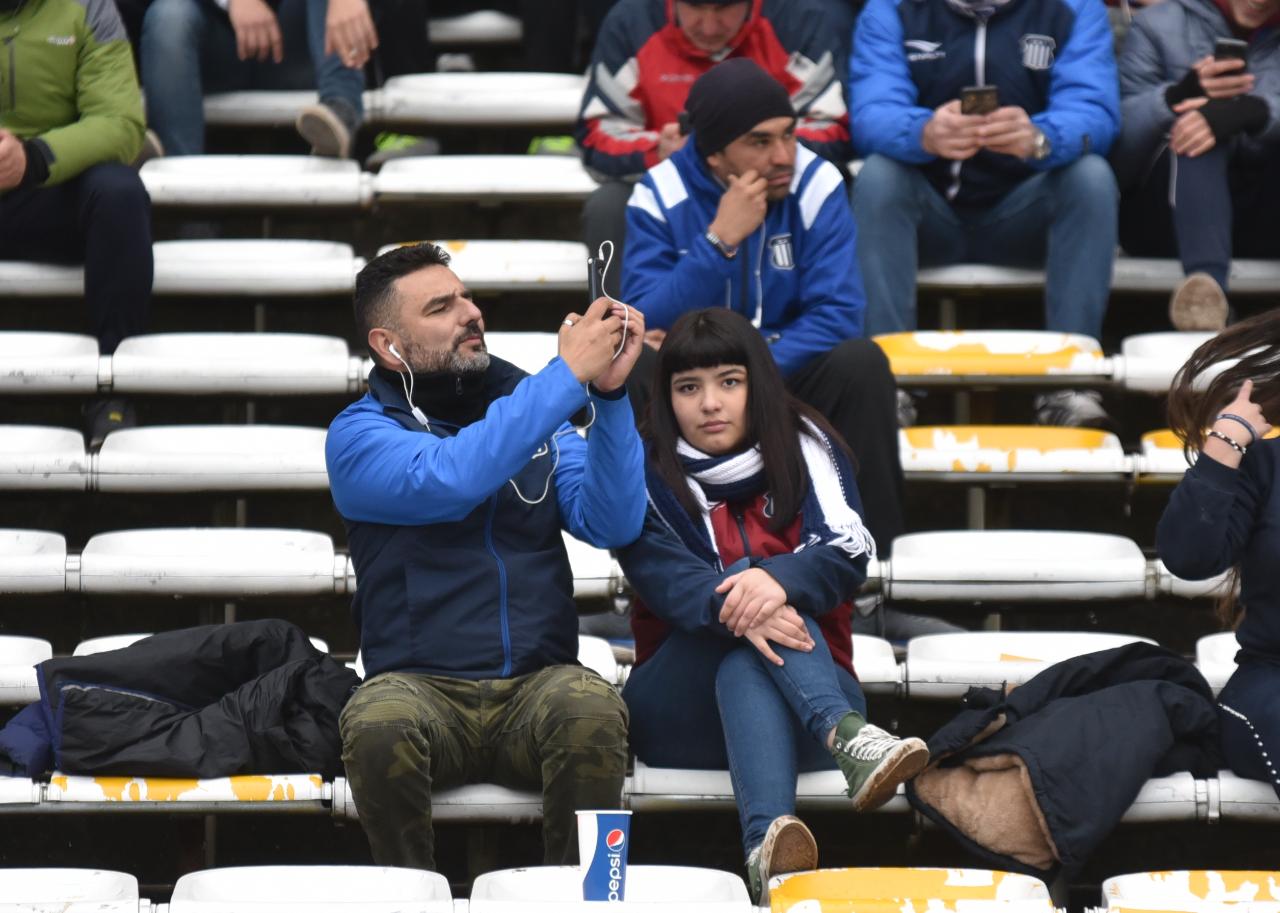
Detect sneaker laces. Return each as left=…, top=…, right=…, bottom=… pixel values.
left=835, top=723, right=899, bottom=762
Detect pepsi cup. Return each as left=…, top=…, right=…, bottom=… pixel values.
left=577, top=809, right=631, bottom=901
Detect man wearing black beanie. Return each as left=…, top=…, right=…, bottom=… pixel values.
left=622, top=58, right=907, bottom=588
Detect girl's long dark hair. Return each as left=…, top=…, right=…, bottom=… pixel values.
left=1166, top=308, right=1280, bottom=627
left=643, top=309, right=851, bottom=532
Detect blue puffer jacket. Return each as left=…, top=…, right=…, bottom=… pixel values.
left=326, top=358, right=646, bottom=681
left=622, top=140, right=865, bottom=376
left=849, top=0, right=1120, bottom=207
left=1112, top=0, right=1280, bottom=189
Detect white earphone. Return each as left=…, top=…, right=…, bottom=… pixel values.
left=387, top=341, right=431, bottom=430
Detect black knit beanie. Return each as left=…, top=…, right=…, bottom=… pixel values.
left=680, top=58, right=795, bottom=158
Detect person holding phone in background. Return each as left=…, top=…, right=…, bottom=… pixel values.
left=848, top=0, right=1121, bottom=427
left=1112, top=0, right=1280, bottom=332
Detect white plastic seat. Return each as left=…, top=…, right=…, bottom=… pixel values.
left=381, top=72, right=584, bottom=126
left=874, top=331, right=1111, bottom=385
left=0, top=332, right=101, bottom=393
left=900, top=426, right=1130, bottom=479
left=0, top=260, right=85, bottom=296
left=203, top=89, right=380, bottom=127
left=1136, top=429, right=1191, bottom=479
left=0, top=530, right=67, bottom=594
left=0, top=426, right=88, bottom=490
left=1119, top=772, right=1205, bottom=823
left=78, top=528, right=343, bottom=597
left=169, top=866, right=453, bottom=913
left=95, top=425, right=328, bottom=491
left=379, top=240, right=588, bottom=292
left=564, top=533, right=623, bottom=599
left=428, top=9, right=521, bottom=43
left=46, top=772, right=329, bottom=807
left=331, top=777, right=543, bottom=823
left=485, top=332, right=560, bottom=375
left=469, top=865, right=750, bottom=912
left=0, top=635, right=51, bottom=705
left=905, top=631, right=1155, bottom=699
left=1113, top=257, right=1280, bottom=294
left=577, top=635, right=620, bottom=685
left=917, top=264, right=1047, bottom=292
left=1196, top=632, right=1241, bottom=694
left=0, top=869, right=139, bottom=911
left=375, top=155, right=597, bottom=203
left=73, top=633, right=330, bottom=656
left=626, top=760, right=909, bottom=814
left=0, top=777, right=42, bottom=805
left=1103, top=867, right=1280, bottom=908
left=152, top=240, right=361, bottom=296
left=887, top=530, right=1149, bottom=602
left=1151, top=558, right=1235, bottom=601
left=1115, top=332, right=1215, bottom=394
left=110, top=333, right=357, bottom=395
left=852, top=634, right=900, bottom=695
left=141, top=156, right=370, bottom=209
left=1216, top=769, right=1280, bottom=822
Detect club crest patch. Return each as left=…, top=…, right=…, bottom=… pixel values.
left=1020, top=34, right=1056, bottom=70
left=768, top=234, right=795, bottom=270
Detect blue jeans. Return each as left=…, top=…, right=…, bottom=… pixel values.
left=1217, top=655, right=1280, bottom=798
left=851, top=153, right=1118, bottom=338
left=141, top=0, right=365, bottom=155
left=624, top=615, right=866, bottom=856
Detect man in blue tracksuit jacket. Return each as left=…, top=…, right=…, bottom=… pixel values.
left=623, top=57, right=906, bottom=557
left=326, top=243, right=647, bottom=871
left=848, top=0, right=1121, bottom=349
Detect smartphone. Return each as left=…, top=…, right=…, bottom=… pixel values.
left=1214, top=38, right=1248, bottom=62
left=587, top=255, right=603, bottom=303
left=960, top=85, right=999, bottom=115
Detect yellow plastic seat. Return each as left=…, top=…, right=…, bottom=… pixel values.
left=874, top=331, right=1109, bottom=385
left=1103, top=870, right=1280, bottom=909
left=769, top=867, right=1052, bottom=913
left=901, top=425, right=1129, bottom=478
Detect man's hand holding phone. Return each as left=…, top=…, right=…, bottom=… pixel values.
left=1193, top=53, right=1254, bottom=98
left=922, top=99, right=984, bottom=161
left=978, top=106, right=1039, bottom=158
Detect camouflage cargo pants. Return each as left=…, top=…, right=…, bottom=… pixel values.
left=340, top=664, right=629, bottom=870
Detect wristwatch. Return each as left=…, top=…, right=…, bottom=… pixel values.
left=705, top=230, right=738, bottom=259
left=1028, top=127, right=1051, bottom=162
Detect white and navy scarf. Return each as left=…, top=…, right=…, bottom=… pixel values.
left=649, top=419, right=876, bottom=570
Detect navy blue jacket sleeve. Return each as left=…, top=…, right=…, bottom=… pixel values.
left=756, top=546, right=869, bottom=617
left=554, top=388, right=647, bottom=548
left=1157, top=450, right=1267, bottom=580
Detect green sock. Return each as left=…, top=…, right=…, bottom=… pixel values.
left=830, top=711, right=867, bottom=754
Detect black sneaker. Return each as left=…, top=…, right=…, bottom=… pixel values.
left=296, top=98, right=360, bottom=158
left=1033, top=389, right=1115, bottom=431
left=83, top=397, right=136, bottom=450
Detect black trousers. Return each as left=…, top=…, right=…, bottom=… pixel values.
left=627, top=337, right=905, bottom=556
left=0, top=163, right=152, bottom=354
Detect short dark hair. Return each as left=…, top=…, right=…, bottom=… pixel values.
left=644, top=308, right=849, bottom=532
left=353, top=243, right=452, bottom=341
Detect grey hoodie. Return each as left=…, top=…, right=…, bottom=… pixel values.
left=1111, top=0, right=1280, bottom=189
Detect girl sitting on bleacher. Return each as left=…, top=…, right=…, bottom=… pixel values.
left=615, top=308, right=928, bottom=905
left=1158, top=307, right=1279, bottom=795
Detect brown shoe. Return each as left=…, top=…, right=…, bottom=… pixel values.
left=1169, top=272, right=1228, bottom=331
left=746, top=815, right=818, bottom=905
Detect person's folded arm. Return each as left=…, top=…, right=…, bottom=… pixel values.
left=755, top=544, right=869, bottom=616
left=326, top=358, right=588, bottom=525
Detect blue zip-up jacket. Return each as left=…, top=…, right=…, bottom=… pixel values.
left=622, top=141, right=865, bottom=376
left=849, top=0, right=1120, bottom=207
left=326, top=357, right=646, bottom=681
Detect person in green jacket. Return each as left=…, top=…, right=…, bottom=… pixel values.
left=0, top=0, right=151, bottom=446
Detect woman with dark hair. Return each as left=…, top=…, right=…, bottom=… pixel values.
left=1157, top=307, right=1279, bottom=793
left=616, top=309, right=928, bottom=903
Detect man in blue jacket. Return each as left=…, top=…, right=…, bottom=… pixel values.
left=623, top=58, right=905, bottom=557
left=327, top=243, right=647, bottom=871
left=849, top=0, right=1121, bottom=424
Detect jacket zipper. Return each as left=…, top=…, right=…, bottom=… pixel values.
left=733, top=508, right=753, bottom=559
left=484, top=494, right=513, bottom=677
left=738, top=238, right=749, bottom=315
left=949, top=19, right=989, bottom=201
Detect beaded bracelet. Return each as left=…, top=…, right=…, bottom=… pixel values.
left=1217, top=412, right=1259, bottom=444
left=1208, top=429, right=1248, bottom=455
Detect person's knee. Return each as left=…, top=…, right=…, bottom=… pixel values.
left=1055, top=154, right=1118, bottom=213
left=339, top=675, right=432, bottom=764
left=816, top=338, right=895, bottom=390
left=852, top=155, right=917, bottom=214
left=142, top=0, right=205, bottom=44
left=82, top=164, right=150, bottom=212
left=534, top=668, right=629, bottom=756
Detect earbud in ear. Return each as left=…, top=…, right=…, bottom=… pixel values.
left=388, top=342, right=403, bottom=360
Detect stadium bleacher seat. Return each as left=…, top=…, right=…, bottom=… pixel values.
left=917, top=257, right=1280, bottom=298
left=331, top=777, right=543, bottom=824
left=0, top=426, right=88, bottom=490
left=141, top=157, right=372, bottom=210
left=1152, top=558, right=1234, bottom=602
left=1122, top=773, right=1206, bottom=824
left=0, top=868, right=142, bottom=911
left=0, top=332, right=101, bottom=393
left=46, top=772, right=331, bottom=811
left=1195, top=632, right=1240, bottom=695
left=109, top=334, right=360, bottom=396
left=380, top=240, right=588, bottom=293
left=577, top=634, right=621, bottom=685
left=562, top=533, right=624, bottom=601
left=904, top=631, right=1157, bottom=699
left=374, top=156, right=597, bottom=204
left=0, top=530, right=68, bottom=594
left=874, top=331, right=1111, bottom=386
left=152, top=240, right=362, bottom=297
left=0, top=776, right=42, bottom=806
left=852, top=634, right=901, bottom=695
left=428, top=9, right=521, bottom=44
left=1136, top=430, right=1190, bottom=481
left=380, top=72, right=584, bottom=126
left=1102, top=868, right=1280, bottom=908
left=76, top=528, right=346, bottom=597
left=1216, top=771, right=1280, bottom=822
left=485, top=332, right=559, bottom=375
left=768, top=866, right=1053, bottom=911
left=468, top=865, right=751, bottom=910
left=94, top=426, right=328, bottom=492
left=885, top=531, right=1149, bottom=602
left=1114, top=332, right=1215, bottom=395
left=203, top=90, right=381, bottom=128
left=626, top=762, right=909, bottom=815
left=900, top=426, right=1131, bottom=480
left=0, top=635, right=50, bottom=705
left=168, top=865, right=454, bottom=913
